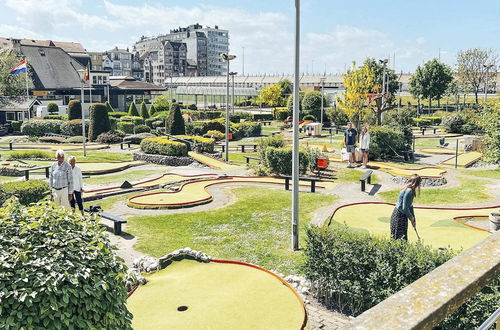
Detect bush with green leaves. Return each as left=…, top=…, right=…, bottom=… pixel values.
left=140, top=136, right=188, bottom=156
left=108, top=111, right=128, bottom=119
left=67, top=100, right=82, bottom=120
left=153, top=95, right=170, bottom=112
left=38, top=136, right=67, bottom=144
left=175, top=135, right=215, bottom=153
left=47, top=102, right=59, bottom=114
left=0, top=198, right=132, bottom=329
left=302, top=91, right=328, bottom=120
left=0, top=179, right=49, bottom=205
left=120, top=116, right=145, bottom=126
left=134, top=124, right=151, bottom=134
left=109, top=117, right=117, bottom=131
left=186, top=119, right=225, bottom=136
left=231, top=122, right=262, bottom=139
left=88, top=103, right=111, bottom=141
left=148, top=104, right=157, bottom=117
left=60, top=119, right=88, bottom=136
left=257, top=134, right=285, bottom=166
left=7, top=150, right=52, bottom=160
left=123, top=133, right=155, bottom=145
left=326, top=107, right=348, bottom=126
left=96, top=131, right=125, bottom=144
left=479, top=101, right=500, bottom=164
left=166, top=103, right=185, bottom=135
left=43, top=114, right=67, bottom=120
left=67, top=136, right=85, bottom=144
left=11, top=120, right=22, bottom=132
left=203, top=130, right=225, bottom=141
left=442, top=110, right=482, bottom=134
left=182, top=110, right=222, bottom=121
left=117, top=121, right=135, bottom=134
left=368, top=126, right=406, bottom=160
left=139, top=102, right=149, bottom=119
left=252, top=113, right=274, bottom=121
left=303, top=114, right=316, bottom=121
left=105, top=101, right=114, bottom=113
left=128, top=102, right=139, bottom=116
left=273, top=107, right=290, bottom=120
left=286, top=91, right=304, bottom=112
left=21, top=119, right=62, bottom=137
left=265, top=147, right=308, bottom=175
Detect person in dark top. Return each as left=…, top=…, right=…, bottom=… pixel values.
left=344, top=122, right=358, bottom=168
left=390, top=174, right=422, bottom=240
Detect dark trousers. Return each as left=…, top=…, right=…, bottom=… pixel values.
left=71, top=191, right=83, bottom=211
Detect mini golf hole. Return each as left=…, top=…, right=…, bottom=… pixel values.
left=177, top=306, right=188, bottom=312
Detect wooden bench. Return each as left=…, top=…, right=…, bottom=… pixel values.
left=420, top=126, right=438, bottom=135
left=244, top=155, right=260, bottom=164
left=85, top=207, right=127, bottom=235
left=282, top=176, right=321, bottom=193
left=238, top=144, right=258, bottom=153
left=23, top=166, right=50, bottom=180
left=360, top=170, right=373, bottom=192
left=120, top=142, right=132, bottom=150
left=261, top=121, right=272, bottom=126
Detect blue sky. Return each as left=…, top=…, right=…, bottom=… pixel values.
left=0, top=0, right=498, bottom=74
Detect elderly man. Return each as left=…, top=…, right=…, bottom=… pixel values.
left=49, top=149, right=73, bottom=209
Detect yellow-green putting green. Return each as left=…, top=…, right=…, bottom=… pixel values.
left=419, top=148, right=456, bottom=155
left=189, top=152, right=240, bottom=170
left=329, top=202, right=498, bottom=250
left=367, top=161, right=446, bottom=178
left=442, top=152, right=483, bottom=167
left=127, top=259, right=307, bottom=329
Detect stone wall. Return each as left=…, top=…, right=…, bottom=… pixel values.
left=133, top=152, right=193, bottom=166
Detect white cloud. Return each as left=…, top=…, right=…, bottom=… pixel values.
left=0, top=24, right=40, bottom=39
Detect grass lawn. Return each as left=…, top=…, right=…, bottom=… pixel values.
left=0, top=176, right=19, bottom=183
left=379, top=177, right=493, bottom=205
left=88, top=191, right=139, bottom=211
left=0, top=149, right=133, bottom=162
left=228, top=152, right=258, bottom=164
left=458, top=168, right=500, bottom=180
left=84, top=169, right=161, bottom=186
left=334, top=167, right=380, bottom=184
left=128, top=187, right=337, bottom=274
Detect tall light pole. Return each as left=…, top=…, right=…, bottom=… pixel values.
left=77, top=69, right=87, bottom=157
left=379, top=59, right=388, bottom=117
left=220, top=53, right=236, bottom=162
left=483, top=64, right=494, bottom=106
left=229, top=72, right=237, bottom=114
left=319, top=76, right=326, bottom=125
left=292, top=0, right=300, bottom=251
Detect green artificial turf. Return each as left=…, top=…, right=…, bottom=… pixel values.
left=0, top=149, right=132, bottom=162
left=84, top=169, right=161, bottom=186
left=128, top=187, right=336, bottom=274
left=379, top=177, right=493, bottom=205
left=88, top=191, right=139, bottom=211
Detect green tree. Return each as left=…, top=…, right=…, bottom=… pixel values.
left=0, top=52, right=29, bottom=96
left=139, top=101, right=149, bottom=119
left=166, top=103, right=185, bottom=135
left=457, top=48, right=498, bottom=104
left=409, top=59, right=453, bottom=109
left=286, top=91, right=305, bottom=113
left=444, top=79, right=461, bottom=108
left=88, top=103, right=111, bottom=141
left=153, top=95, right=170, bottom=112
left=256, top=84, right=284, bottom=107
left=149, top=104, right=157, bottom=117
left=47, top=102, right=59, bottom=115
left=277, top=79, right=293, bottom=98
left=302, top=91, right=329, bottom=121
left=128, top=102, right=139, bottom=116
left=67, top=100, right=82, bottom=120
left=105, top=101, right=114, bottom=113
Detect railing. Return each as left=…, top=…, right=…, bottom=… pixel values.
left=478, top=307, right=500, bottom=330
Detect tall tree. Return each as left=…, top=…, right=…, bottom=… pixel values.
left=409, top=59, right=453, bottom=109
left=0, top=51, right=29, bottom=96
left=457, top=48, right=498, bottom=104
left=256, top=84, right=284, bottom=107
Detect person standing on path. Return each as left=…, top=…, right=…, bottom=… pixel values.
left=49, top=149, right=73, bottom=210
left=390, top=174, right=422, bottom=241
left=344, top=122, right=358, bottom=168
left=68, top=156, right=84, bottom=216
left=360, top=125, right=370, bottom=169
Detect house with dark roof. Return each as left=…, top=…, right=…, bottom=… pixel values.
left=0, top=97, right=41, bottom=124
left=109, top=76, right=164, bottom=110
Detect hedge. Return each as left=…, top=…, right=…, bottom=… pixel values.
left=21, top=120, right=62, bottom=137
left=185, top=119, right=225, bottom=136
left=11, top=120, right=22, bottom=132
left=47, top=102, right=59, bottom=114
left=67, top=136, right=85, bottom=143
left=117, top=121, right=134, bottom=134
left=175, top=135, right=215, bottom=153
left=105, top=101, right=114, bottom=113
left=140, top=136, right=188, bottom=156
left=0, top=198, right=132, bottom=328
left=139, top=102, right=149, bottom=119
left=252, top=113, right=274, bottom=121
left=166, top=103, right=185, bottom=135
left=38, top=136, right=67, bottom=144
left=231, top=122, right=261, bottom=139
left=60, top=119, right=88, bottom=137
left=369, top=126, right=406, bottom=160
left=123, top=133, right=155, bottom=144
left=43, top=114, right=67, bottom=120
left=88, top=103, right=111, bottom=141
left=181, top=110, right=222, bottom=121
left=0, top=179, right=49, bottom=205
left=7, top=150, right=52, bottom=160
left=108, top=111, right=128, bottom=119
left=134, top=124, right=151, bottom=133
left=203, top=130, right=225, bottom=141
left=67, top=100, right=82, bottom=120
left=120, top=116, right=145, bottom=126
left=273, top=107, right=289, bottom=120
left=96, top=131, right=125, bottom=144
left=265, top=147, right=308, bottom=175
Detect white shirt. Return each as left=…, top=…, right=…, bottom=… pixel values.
left=360, top=132, right=370, bottom=149
left=71, top=165, right=83, bottom=192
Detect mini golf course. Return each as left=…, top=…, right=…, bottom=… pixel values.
left=127, top=176, right=336, bottom=209
left=442, top=152, right=483, bottom=168
left=0, top=143, right=109, bottom=151
left=414, top=133, right=463, bottom=139
left=329, top=202, right=498, bottom=250
left=367, top=162, right=446, bottom=178
left=127, top=259, right=307, bottom=329
left=188, top=152, right=240, bottom=170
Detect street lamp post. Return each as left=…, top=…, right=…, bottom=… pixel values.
left=230, top=72, right=237, bottom=114
left=220, top=53, right=236, bottom=162
left=77, top=69, right=87, bottom=157
left=292, top=0, right=300, bottom=251
left=319, top=76, right=326, bottom=125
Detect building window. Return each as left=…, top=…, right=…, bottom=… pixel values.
left=93, top=76, right=97, bottom=84
left=6, top=112, right=16, bottom=121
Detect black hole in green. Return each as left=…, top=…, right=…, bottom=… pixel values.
left=177, top=306, right=188, bottom=312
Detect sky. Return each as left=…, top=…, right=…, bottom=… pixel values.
left=0, top=0, right=498, bottom=75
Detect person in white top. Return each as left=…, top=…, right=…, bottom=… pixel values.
left=68, top=156, right=85, bottom=216
left=360, top=125, right=370, bottom=169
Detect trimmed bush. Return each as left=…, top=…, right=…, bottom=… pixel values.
left=139, top=101, right=149, bottom=119
left=140, top=136, right=188, bottom=156
left=0, top=198, right=132, bottom=328
left=11, top=120, right=22, bottom=132
left=38, top=136, right=67, bottom=144
left=303, top=114, right=316, bottom=121
left=185, top=119, right=225, bottom=136
left=442, top=111, right=481, bottom=135
left=67, top=100, right=82, bottom=120
left=480, top=102, right=500, bottom=163
left=153, top=95, right=170, bottom=112
left=105, top=101, right=114, bottom=113
left=134, top=124, right=151, bottom=133
left=47, top=102, right=59, bottom=114
left=67, top=136, right=85, bottom=143
left=252, top=113, right=274, bottom=121
left=165, top=103, right=185, bottom=135
left=148, top=104, right=157, bottom=117
left=123, top=133, right=155, bottom=144
left=265, top=147, right=308, bottom=175
left=88, top=103, right=111, bottom=141
left=152, top=111, right=170, bottom=119
left=175, top=135, right=215, bottom=153
left=128, top=102, right=139, bottom=116
left=152, top=120, right=164, bottom=129
left=43, top=114, right=67, bottom=120
left=60, top=119, right=87, bottom=137
left=96, top=131, right=125, bottom=144
left=108, top=111, right=128, bottom=119
left=117, top=121, right=134, bottom=134
left=109, top=117, right=117, bottom=131
left=120, top=116, right=145, bottom=126
left=203, top=130, right=225, bottom=141
left=0, top=179, right=49, bottom=205
left=21, top=120, right=62, bottom=137
left=369, top=126, right=406, bottom=160
left=273, top=107, right=290, bottom=121
left=231, top=122, right=262, bottom=139
left=7, top=150, right=52, bottom=160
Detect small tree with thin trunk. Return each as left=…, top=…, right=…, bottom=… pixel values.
left=457, top=48, right=498, bottom=104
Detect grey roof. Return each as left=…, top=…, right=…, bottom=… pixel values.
left=0, top=97, right=41, bottom=111
left=20, top=45, right=85, bottom=90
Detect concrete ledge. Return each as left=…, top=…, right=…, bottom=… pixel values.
left=348, top=230, right=500, bottom=330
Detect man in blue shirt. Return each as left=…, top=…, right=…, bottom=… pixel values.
left=344, top=122, right=358, bottom=168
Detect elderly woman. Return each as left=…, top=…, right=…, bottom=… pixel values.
left=390, top=174, right=422, bottom=241
left=68, top=156, right=84, bottom=216
left=360, top=125, right=370, bottom=169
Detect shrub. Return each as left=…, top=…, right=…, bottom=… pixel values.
left=204, top=130, right=225, bottom=141
left=233, top=111, right=253, bottom=121
left=117, top=121, right=134, bottom=134
left=258, top=134, right=285, bottom=166
left=96, top=131, right=125, bottom=144
left=11, top=120, right=22, bottom=132
left=175, top=135, right=215, bottom=153
left=120, top=116, right=145, bottom=126
left=88, top=103, right=111, bottom=141
left=303, top=114, right=316, bottom=121
left=67, top=100, right=82, bottom=120
left=326, top=107, right=348, bottom=126
left=67, top=136, right=85, bottom=143
left=148, top=104, right=157, bottom=117
left=166, top=103, right=185, bottom=135
left=140, top=136, right=188, bottom=156
left=369, top=126, right=406, bottom=160
left=7, top=150, right=52, bottom=160
left=123, top=133, right=155, bottom=145
left=302, top=91, right=327, bottom=120
left=134, top=124, right=151, bottom=133
left=152, top=111, right=169, bottom=119
left=38, top=136, right=67, bottom=144
left=413, top=118, right=432, bottom=127
left=108, top=111, right=128, bottom=119
left=21, top=120, right=62, bottom=137
left=60, top=119, right=87, bottom=136
left=153, top=95, right=170, bottom=112
left=252, top=113, right=274, bottom=121
left=304, top=225, right=454, bottom=316
left=265, top=147, right=308, bottom=175
left=442, top=111, right=481, bottom=134
left=0, top=179, right=49, bottom=205
left=273, top=107, right=290, bottom=121
left=109, top=117, right=117, bottom=131
left=105, top=101, right=114, bottom=113
left=479, top=102, right=500, bottom=164
left=152, top=120, right=164, bottom=129
left=185, top=119, right=225, bottom=136
left=43, top=114, right=67, bottom=120
left=128, top=102, right=139, bottom=116
left=231, top=122, right=262, bottom=139
left=0, top=198, right=132, bottom=328
left=47, top=102, right=59, bottom=114
left=139, top=101, right=149, bottom=119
